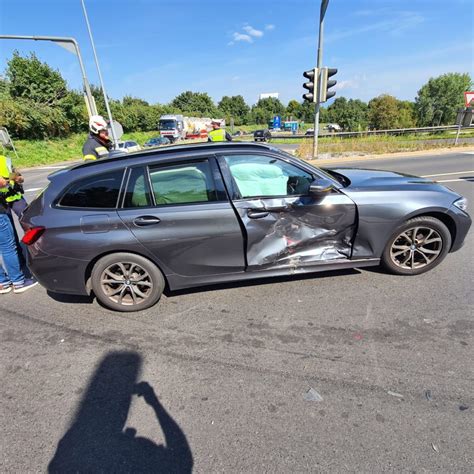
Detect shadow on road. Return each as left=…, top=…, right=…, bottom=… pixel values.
left=47, top=290, right=95, bottom=305
left=48, top=351, right=193, bottom=473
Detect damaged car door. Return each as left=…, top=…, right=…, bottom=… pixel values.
left=218, top=153, right=357, bottom=270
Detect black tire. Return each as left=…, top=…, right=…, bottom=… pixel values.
left=381, top=216, right=451, bottom=276
left=91, top=252, right=165, bottom=312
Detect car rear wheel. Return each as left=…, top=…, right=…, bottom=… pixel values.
left=381, top=216, right=451, bottom=275
left=91, top=253, right=165, bottom=312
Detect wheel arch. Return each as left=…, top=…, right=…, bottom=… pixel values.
left=406, top=210, right=457, bottom=251
left=84, top=250, right=170, bottom=294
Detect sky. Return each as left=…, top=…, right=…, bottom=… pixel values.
left=0, top=0, right=472, bottom=106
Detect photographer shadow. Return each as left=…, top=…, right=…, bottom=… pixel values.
left=48, top=351, right=193, bottom=473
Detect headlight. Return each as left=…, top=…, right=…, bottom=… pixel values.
left=454, top=197, right=468, bottom=211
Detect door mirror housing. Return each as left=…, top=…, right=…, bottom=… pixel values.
left=309, top=177, right=334, bottom=195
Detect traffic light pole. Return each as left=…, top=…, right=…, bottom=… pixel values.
left=312, top=0, right=328, bottom=159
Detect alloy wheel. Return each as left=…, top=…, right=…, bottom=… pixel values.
left=390, top=226, right=443, bottom=270
left=100, top=262, right=153, bottom=306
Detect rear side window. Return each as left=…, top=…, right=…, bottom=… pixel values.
left=149, top=160, right=218, bottom=206
left=59, top=170, right=124, bottom=208
left=123, top=167, right=152, bottom=208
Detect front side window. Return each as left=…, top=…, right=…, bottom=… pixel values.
left=59, top=170, right=124, bottom=208
left=149, top=160, right=218, bottom=206
left=224, top=155, right=313, bottom=199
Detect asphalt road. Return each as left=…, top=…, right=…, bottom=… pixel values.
left=2, top=151, right=473, bottom=472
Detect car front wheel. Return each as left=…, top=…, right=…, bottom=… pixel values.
left=381, top=216, right=451, bottom=275
left=91, top=253, right=165, bottom=312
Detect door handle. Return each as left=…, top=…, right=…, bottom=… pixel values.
left=133, top=216, right=161, bottom=226
left=247, top=209, right=269, bottom=219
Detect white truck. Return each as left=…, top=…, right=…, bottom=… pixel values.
left=158, top=115, right=225, bottom=141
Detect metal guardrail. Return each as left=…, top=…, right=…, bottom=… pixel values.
left=267, top=124, right=474, bottom=140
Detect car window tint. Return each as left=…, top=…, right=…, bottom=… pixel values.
left=149, top=161, right=218, bottom=206
left=123, top=167, right=152, bottom=208
left=59, top=170, right=124, bottom=208
left=224, top=155, right=313, bottom=198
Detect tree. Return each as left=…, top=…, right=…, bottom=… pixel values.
left=286, top=100, right=302, bottom=120
left=415, top=72, right=472, bottom=126
left=368, top=94, right=402, bottom=130
left=397, top=100, right=416, bottom=128
left=6, top=51, right=67, bottom=105
left=327, top=97, right=368, bottom=131
left=123, top=96, right=149, bottom=107
left=170, top=91, right=217, bottom=116
left=217, top=95, right=249, bottom=125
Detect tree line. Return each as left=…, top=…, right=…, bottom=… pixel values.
left=0, top=52, right=471, bottom=140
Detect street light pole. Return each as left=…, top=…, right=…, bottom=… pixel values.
left=312, top=0, right=329, bottom=160
left=0, top=35, right=97, bottom=117
left=80, top=0, right=119, bottom=149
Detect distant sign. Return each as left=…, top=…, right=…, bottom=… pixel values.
left=273, top=116, right=281, bottom=129
left=464, top=91, right=474, bottom=107
left=0, top=127, right=12, bottom=147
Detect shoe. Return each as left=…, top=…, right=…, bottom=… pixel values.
left=0, top=283, right=12, bottom=294
left=13, top=279, right=38, bottom=294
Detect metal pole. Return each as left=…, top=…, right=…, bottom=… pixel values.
left=312, top=0, right=328, bottom=159
left=0, top=35, right=97, bottom=118
left=80, top=0, right=119, bottom=148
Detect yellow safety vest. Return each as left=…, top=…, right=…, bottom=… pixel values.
left=0, top=155, right=22, bottom=203
left=208, top=128, right=226, bottom=142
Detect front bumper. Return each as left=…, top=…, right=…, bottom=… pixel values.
left=447, top=205, right=472, bottom=252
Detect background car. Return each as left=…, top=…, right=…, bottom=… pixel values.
left=20, top=142, right=471, bottom=312
left=117, top=141, right=141, bottom=153
left=326, top=123, right=342, bottom=132
left=143, top=136, right=171, bottom=148
left=304, top=129, right=314, bottom=136
left=253, top=129, right=272, bottom=142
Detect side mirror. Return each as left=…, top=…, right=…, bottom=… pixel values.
left=309, top=177, right=334, bottom=195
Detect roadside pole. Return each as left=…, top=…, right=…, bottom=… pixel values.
left=80, top=0, right=119, bottom=149
left=0, top=35, right=97, bottom=118
left=312, top=0, right=329, bottom=160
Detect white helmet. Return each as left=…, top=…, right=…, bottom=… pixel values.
left=89, top=115, right=108, bottom=134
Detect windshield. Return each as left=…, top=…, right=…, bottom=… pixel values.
left=159, top=120, right=177, bottom=130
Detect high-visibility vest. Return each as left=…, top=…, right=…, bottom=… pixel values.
left=0, top=155, right=22, bottom=202
left=208, top=128, right=226, bottom=142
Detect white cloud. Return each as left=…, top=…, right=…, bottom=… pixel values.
left=334, top=80, right=359, bottom=91
left=265, top=24, right=275, bottom=31
left=232, top=32, right=253, bottom=43
left=243, top=25, right=264, bottom=38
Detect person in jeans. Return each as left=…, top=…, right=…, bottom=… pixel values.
left=0, top=177, right=37, bottom=294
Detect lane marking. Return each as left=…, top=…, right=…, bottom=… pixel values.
left=436, top=178, right=474, bottom=183
left=37, top=165, right=68, bottom=170
left=24, top=187, right=43, bottom=193
left=421, top=170, right=474, bottom=177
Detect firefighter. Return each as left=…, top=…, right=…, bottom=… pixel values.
left=0, top=154, right=27, bottom=218
left=208, top=120, right=232, bottom=142
left=83, top=115, right=113, bottom=160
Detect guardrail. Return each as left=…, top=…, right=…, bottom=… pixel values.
left=267, top=124, right=474, bottom=140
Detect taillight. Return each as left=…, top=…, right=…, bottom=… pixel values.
left=22, top=227, right=45, bottom=245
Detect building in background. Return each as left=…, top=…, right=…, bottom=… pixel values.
left=258, top=92, right=279, bottom=101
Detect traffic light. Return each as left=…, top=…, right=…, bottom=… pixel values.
left=320, top=67, right=337, bottom=102
left=303, top=68, right=319, bottom=103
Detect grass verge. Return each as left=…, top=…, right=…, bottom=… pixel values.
left=296, top=135, right=473, bottom=158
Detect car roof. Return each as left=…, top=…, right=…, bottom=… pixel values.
left=70, top=142, right=283, bottom=172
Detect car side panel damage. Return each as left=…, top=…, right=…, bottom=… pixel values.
left=232, top=193, right=357, bottom=270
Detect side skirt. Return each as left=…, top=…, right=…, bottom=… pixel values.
left=167, top=258, right=380, bottom=290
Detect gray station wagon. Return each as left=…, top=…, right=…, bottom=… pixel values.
left=21, top=143, right=471, bottom=312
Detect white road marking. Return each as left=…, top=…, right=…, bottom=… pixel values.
left=421, top=170, right=474, bottom=177
left=24, top=187, right=43, bottom=193
left=463, top=151, right=474, bottom=155
left=34, top=165, right=68, bottom=170
left=436, top=178, right=474, bottom=183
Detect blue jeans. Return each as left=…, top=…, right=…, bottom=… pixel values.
left=0, top=213, right=25, bottom=285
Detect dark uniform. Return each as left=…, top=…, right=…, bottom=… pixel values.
left=82, top=133, right=112, bottom=161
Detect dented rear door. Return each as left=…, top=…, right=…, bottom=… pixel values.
left=218, top=153, right=357, bottom=270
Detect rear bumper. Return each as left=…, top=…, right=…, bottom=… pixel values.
left=27, top=247, right=90, bottom=295
left=447, top=205, right=472, bottom=252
